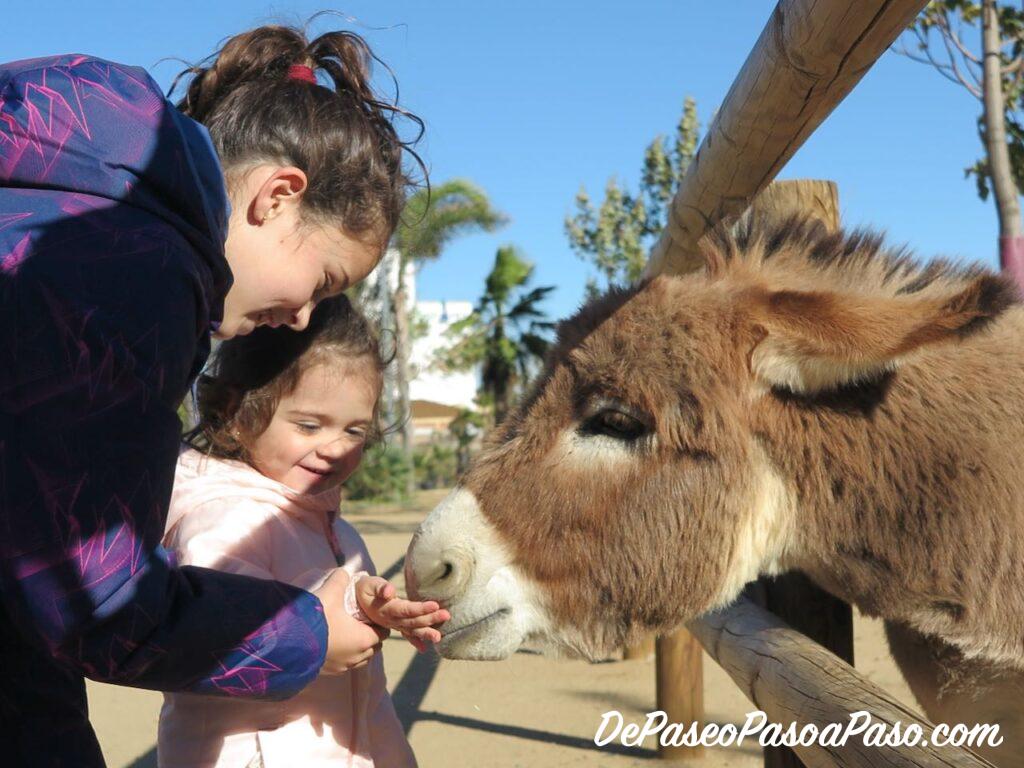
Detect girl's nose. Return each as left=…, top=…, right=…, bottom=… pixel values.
left=317, top=437, right=351, bottom=460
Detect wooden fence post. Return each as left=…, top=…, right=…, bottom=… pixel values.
left=656, top=630, right=704, bottom=760
left=747, top=179, right=854, bottom=768
left=624, top=633, right=656, bottom=660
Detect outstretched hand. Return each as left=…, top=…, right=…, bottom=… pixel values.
left=355, top=576, right=450, bottom=653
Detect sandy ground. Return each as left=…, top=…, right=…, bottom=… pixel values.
left=87, top=489, right=921, bottom=767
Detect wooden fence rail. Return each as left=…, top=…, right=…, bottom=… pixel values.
left=646, top=0, right=930, bottom=277
left=686, top=597, right=996, bottom=768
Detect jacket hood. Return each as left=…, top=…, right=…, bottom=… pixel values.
left=0, top=54, right=231, bottom=304
left=167, top=447, right=343, bottom=535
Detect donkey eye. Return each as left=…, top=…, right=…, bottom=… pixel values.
left=582, top=409, right=649, bottom=441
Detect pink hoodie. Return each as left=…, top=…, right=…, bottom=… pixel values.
left=158, top=448, right=416, bottom=768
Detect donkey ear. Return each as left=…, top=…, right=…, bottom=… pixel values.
left=748, top=274, right=1018, bottom=394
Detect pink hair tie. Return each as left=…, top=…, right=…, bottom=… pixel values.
left=287, top=64, right=317, bottom=84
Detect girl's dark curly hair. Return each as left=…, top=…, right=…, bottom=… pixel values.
left=188, top=294, right=386, bottom=462
left=172, top=22, right=425, bottom=247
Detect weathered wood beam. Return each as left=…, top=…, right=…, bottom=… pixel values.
left=748, top=180, right=853, bottom=768
left=646, top=0, right=930, bottom=276
left=687, top=597, right=996, bottom=768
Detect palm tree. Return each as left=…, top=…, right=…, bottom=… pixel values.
left=391, top=179, right=506, bottom=493
left=438, top=245, right=555, bottom=424
left=448, top=407, right=485, bottom=475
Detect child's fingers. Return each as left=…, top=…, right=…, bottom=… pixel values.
left=356, top=577, right=399, bottom=619
left=349, top=617, right=386, bottom=648
left=377, top=597, right=442, bottom=621
left=348, top=644, right=378, bottom=669
left=402, top=632, right=428, bottom=653
left=399, top=627, right=440, bottom=653
left=356, top=575, right=388, bottom=599
left=406, top=626, right=442, bottom=645
left=385, top=608, right=450, bottom=631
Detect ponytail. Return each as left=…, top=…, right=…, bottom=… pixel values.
left=172, top=23, right=424, bottom=245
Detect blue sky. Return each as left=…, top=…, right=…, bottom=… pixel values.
left=7, top=1, right=1000, bottom=320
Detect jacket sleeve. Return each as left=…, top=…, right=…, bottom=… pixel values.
left=0, top=208, right=327, bottom=700
left=169, top=504, right=372, bottom=623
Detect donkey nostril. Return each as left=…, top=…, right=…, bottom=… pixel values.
left=415, top=555, right=469, bottom=600
left=420, top=559, right=456, bottom=590
left=410, top=547, right=473, bottom=602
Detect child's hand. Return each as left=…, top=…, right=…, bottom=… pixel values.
left=354, top=575, right=450, bottom=651
left=401, top=626, right=445, bottom=653
left=314, top=569, right=390, bottom=674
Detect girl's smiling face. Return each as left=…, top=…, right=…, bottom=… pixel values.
left=249, top=357, right=381, bottom=494
left=218, top=165, right=382, bottom=339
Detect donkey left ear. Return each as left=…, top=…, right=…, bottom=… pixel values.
left=747, top=274, right=1019, bottom=394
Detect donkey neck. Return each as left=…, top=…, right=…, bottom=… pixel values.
left=755, top=309, right=1024, bottom=665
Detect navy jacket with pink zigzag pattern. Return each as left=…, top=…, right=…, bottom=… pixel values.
left=0, top=54, right=328, bottom=767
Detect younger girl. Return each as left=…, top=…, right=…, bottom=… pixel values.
left=160, top=295, right=446, bottom=768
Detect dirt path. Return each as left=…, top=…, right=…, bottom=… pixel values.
left=87, top=490, right=920, bottom=767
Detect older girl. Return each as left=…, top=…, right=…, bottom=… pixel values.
left=0, top=24, right=421, bottom=766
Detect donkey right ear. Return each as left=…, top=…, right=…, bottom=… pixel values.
left=747, top=274, right=1018, bottom=394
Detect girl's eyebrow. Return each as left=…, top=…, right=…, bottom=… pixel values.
left=287, top=409, right=329, bottom=419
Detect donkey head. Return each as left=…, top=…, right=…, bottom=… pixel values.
left=405, top=218, right=1017, bottom=660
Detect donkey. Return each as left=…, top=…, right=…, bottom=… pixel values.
left=405, top=216, right=1024, bottom=766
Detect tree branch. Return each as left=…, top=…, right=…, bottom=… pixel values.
left=895, top=39, right=961, bottom=82
left=941, top=13, right=982, bottom=65
left=1001, top=55, right=1024, bottom=76
left=895, top=27, right=983, bottom=98
left=938, top=23, right=984, bottom=96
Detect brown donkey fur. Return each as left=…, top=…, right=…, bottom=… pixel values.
left=448, top=216, right=1024, bottom=759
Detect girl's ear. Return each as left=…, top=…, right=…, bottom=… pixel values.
left=252, top=166, right=309, bottom=224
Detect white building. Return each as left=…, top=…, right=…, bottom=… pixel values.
left=361, top=249, right=481, bottom=441
left=409, top=299, right=478, bottom=410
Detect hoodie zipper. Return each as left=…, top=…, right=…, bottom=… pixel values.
left=325, top=513, right=345, bottom=567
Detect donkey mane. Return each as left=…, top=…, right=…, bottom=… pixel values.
left=559, top=215, right=1018, bottom=348
left=705, top=214, right=1013, bottom=306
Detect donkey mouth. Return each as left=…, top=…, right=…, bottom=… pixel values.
left=439, top=608, right=511, bottom=646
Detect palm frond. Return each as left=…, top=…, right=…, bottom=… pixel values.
left=394, top=179, right=508, bottom=263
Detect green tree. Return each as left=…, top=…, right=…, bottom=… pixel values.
left=437, top=246, right=555, bottom=423
left=413, top=442, right=457, bottom=490
left=448, top=407, right=485, bottom=475
left=390, top=179, right=507, bottom=492
left=344, top=443, right=410, bottom=502
left=898, top=1, right=1024, bottom=267
left=565, top=97, right=699, bottom=294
